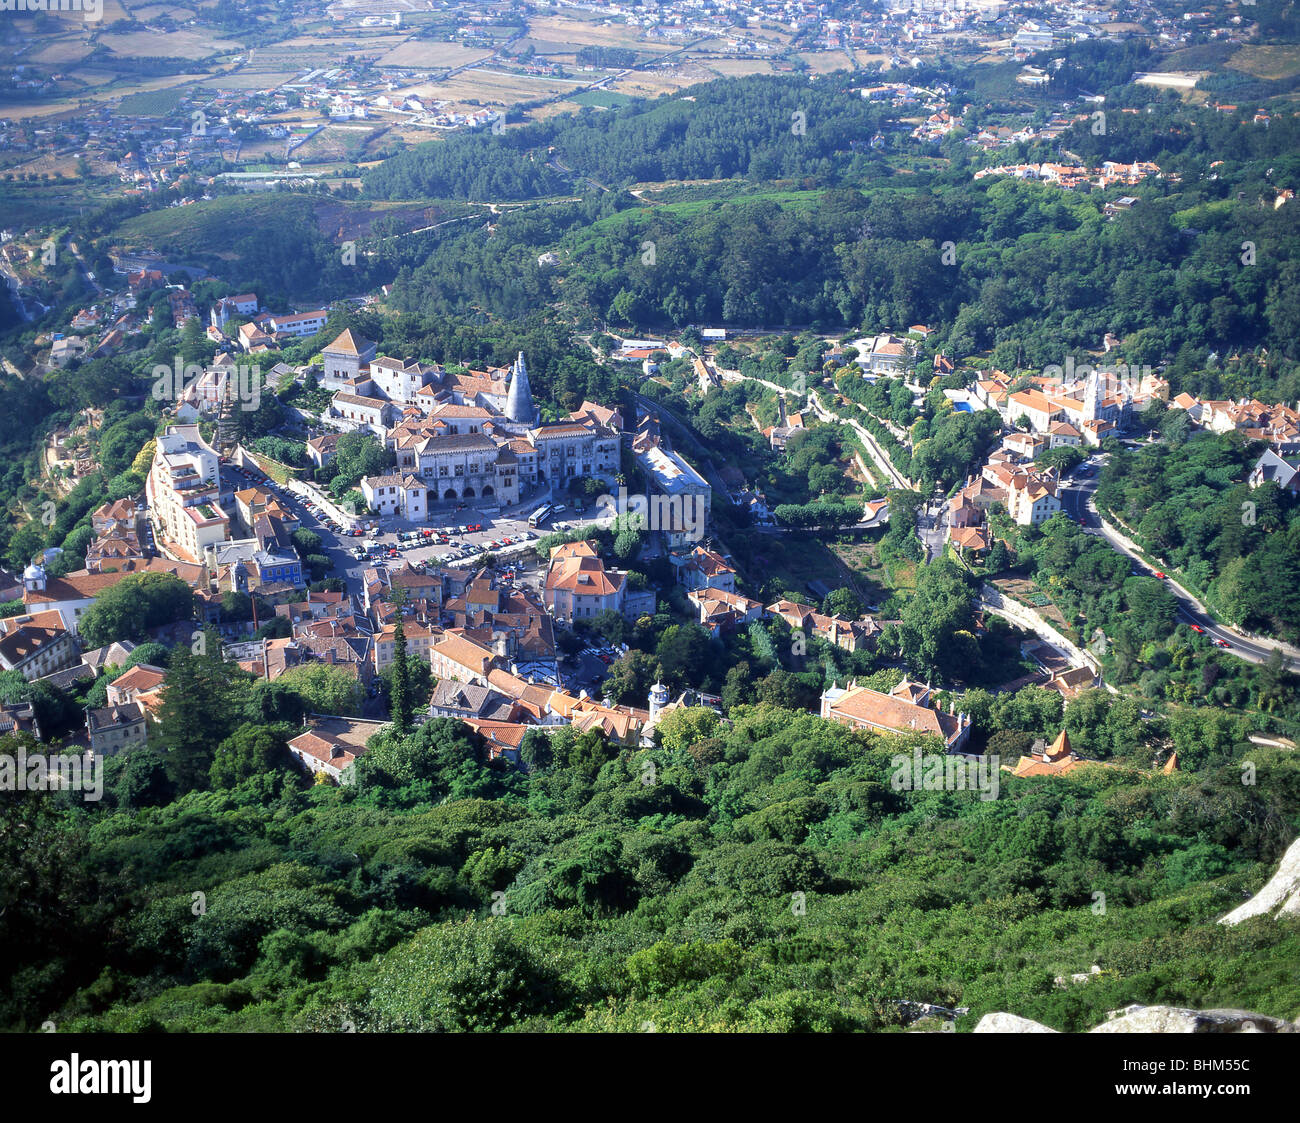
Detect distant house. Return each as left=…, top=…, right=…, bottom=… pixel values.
left=1249, top=448, right=1300, bottom=494
left=1006, top=728, right=1116, bottom=778
left=1047, top=420, right=1082, bottom=448
left=0, top=609, right=76, bottom=681
left=859, top=333, right=909, bottom=375
left=820, top=677, right=972, bottom=751
left=86, top=702, right=147, bottom=758
left=360, top=473, right=427, bottom=520
left=306, top=432, right=341, bottom=468
left=688, top=588, right=764, bottom=637
left=49, top=336, right=88, bottom=368
left=675, top=546, right=737, bottom=593
left=288, top=715, right=388, bottom=782
left=266, top=309, right=330, bottom=339
left=544, top=541, right=626, bottom=620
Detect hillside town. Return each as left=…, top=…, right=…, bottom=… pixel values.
left=5, top=0, right=1300, bottom=1056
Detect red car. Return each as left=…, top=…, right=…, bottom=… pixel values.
left=1154, top=571, right=1167, bottom=579
left=1191, top=625, right=1205, bottom=634
left=1216, top=639, right=1231, bottom=649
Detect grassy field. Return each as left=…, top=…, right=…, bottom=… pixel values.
left=375, top=41, right=495, bottom=69
left=130, top=3, right=198, bottom=19
left=526, top=14, right=673, bottom=54
left=111, top=193, right=326, bottom=262
left=27, top=38, right=97, bottom=66
left=416, top=68, right=590, bottom=109
left=1227, top=44, right=1300, bottom=80
left=706, top=59, right=778, bottom=78
left=116, top=88, right=188, bottom=115
left=100, top=29, right=241, bottom=60
left=794, top=50, right=855, bottom=74
left=0, top=181, right=118, bottom=229
left=610, top=64, right=718, bottom=99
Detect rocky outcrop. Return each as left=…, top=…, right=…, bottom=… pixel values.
left=1219, top=836, right=1300, bottom=926
left=973, top=1013, right=1058, bottom=1033
left=1091, top=1006, right=1298, bottom=1034
left=974, top=1005, right=1298, bottom=1033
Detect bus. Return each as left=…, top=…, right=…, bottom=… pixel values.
left=528, top=504, right=552, bottom=529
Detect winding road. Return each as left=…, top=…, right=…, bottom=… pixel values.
left=1061, top=459, right=1300, bottom=671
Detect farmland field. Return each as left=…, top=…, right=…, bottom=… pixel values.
left=100, top=29, right=241, bottom=60
left=375, top=41, right=494, bottom=69
left=27, top=39, right=97, bottom=66
left=706, top=58, right=779, bottom=78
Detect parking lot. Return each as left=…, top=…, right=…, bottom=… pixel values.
left=220, top=458, right=608, bottom=593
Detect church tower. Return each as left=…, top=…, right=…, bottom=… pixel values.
left=1083, top=368, right=1101, bottom=423
left=505, top=351, right=538, bottom=425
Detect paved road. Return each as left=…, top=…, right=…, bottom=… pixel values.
left=1060, top=458, right=1300, bottom=671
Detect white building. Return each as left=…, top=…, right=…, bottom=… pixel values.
left=150, top=424, right=230, bottom=560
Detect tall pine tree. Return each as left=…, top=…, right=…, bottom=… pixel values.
left=390, top=589, right=411, bottom=734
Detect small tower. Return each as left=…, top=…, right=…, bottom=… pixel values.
left=22, top=563, right=45, bottom=594
left=648, top=681, right=669, bottom=724
left=505, top=351, right=538, bottom=425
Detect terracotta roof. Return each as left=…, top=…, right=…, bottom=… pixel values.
left=324, top=329, right=373, bottom=356
left=827, top=684, right=963, bottom=745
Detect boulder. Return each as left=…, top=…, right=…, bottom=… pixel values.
left=1091, top=1006, right=1298, bottom=1034
left=1220, top=836, right=1300, bottom=925
left=973, top=1012, right=1058, bottom=1033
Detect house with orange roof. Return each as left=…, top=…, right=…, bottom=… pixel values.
left=688, top=587, right=764, bottom=637
left=675, top=545, right=737, bottom=594
left=288, top=715, right=387, bottom=782
left=461, top=717, right=529, bottom=763
left=321, top=328, right=378, bottom=390
left=544, top=541, right=626, bottom=621
left=1048, top=420, right=1081, bottom=448
left=1005, top=728, right=1117, bottom=778
left=0, top=609, right=75, bottom=681
left=820, top=678, right=971, bottom=751
left=21, top=558, right=205, bottom=635
left=1007, top=389, right=1061, bottom=433
left=429, top=629, right=498, bottom=686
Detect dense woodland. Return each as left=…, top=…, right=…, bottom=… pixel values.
left=5, top=692, right=1298, bottom=1033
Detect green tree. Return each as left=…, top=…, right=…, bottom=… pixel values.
left=78, top=572, right=196, bottom=648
